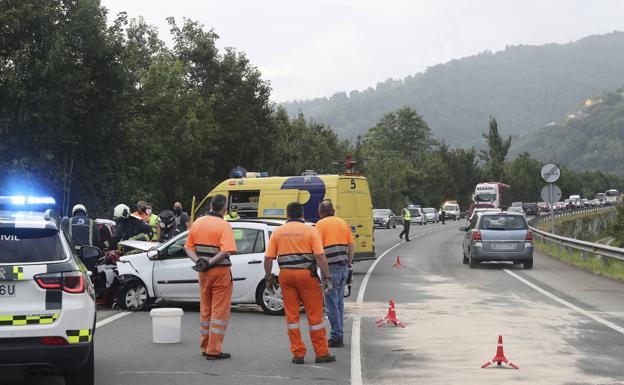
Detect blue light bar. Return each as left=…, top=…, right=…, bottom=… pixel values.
left=232, top=170, right=244, bottom=178
left=0, top=196, right=56, bottom=206
left=259, top=172, right=269, bottom=177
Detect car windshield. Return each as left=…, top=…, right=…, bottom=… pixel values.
left=423, top=208, right=435, bottom=213
left=479, top=215, right=527, bottom=230
left=373, top=209, right=390, bottom=216
left=444, top=205, right=458, bottom=210
left=408, top=209, right=420, bottom=215
left=0, top=228, right=66, bottom=264
left=474, top=193, right=496, bottom=202
left=523, top=203, right=537, bottom=208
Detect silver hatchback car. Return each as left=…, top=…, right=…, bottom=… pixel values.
left=460, top=212, right=533, bottom=269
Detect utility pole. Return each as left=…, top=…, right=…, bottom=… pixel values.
left=62, top=141, right=78, bottom=217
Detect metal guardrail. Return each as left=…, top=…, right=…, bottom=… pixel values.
left=528, top=206, right=624, bottom=264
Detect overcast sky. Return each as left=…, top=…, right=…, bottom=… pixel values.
left=101, top=0, right=624, bottom=102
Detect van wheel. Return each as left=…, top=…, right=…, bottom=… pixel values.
left=523, top=260, right=533, bottom=270
left=119, top=280, right=149, bottom=311
left=64, top=342, right=94, bottom=385
left=469, top=257, right=479, bottom=269
left=462, top=252, right=469, bottom=264
left=256, top=279, right=285, bottom=315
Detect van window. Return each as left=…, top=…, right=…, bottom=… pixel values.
left=230, top=191, right=260, bottom=217
left=0, top=228, right=67, bottom=263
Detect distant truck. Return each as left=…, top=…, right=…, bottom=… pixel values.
left=605, top=189, right=621, bottom=205
left=470, top=182, right=511, bottom=216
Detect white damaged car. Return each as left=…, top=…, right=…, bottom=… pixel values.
left=115, top=220, right=284, bottom=315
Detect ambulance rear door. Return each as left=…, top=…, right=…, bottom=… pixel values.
left=354, top=178, right=374, bottom=260
left=337, top=177, right=357, bottom=247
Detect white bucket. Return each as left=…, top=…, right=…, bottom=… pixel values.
left=150, top=308, right=184, bottom=343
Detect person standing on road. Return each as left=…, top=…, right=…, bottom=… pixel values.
left=440, top=208, right=446, bottom=225
left=174, top=201, right=191, bottom=232
left=184, top=194, right=237, bottom=360
left=264, top=202, right=336, bottom=365
left=67, top=204, right=101, bottom=250
left=146, top=202, right=160, bottom=241
left=133, top=200, right=150, bottom=223
left=316, top=200, right=355, bottom=348
left=399, top=206, right=411, bottom=242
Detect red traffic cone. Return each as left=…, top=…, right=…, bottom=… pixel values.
left=376, top=300, right=406, bottom=328
left=392, top=255, right=405, bottom=268
left=481, top=335, right=519, bottom=369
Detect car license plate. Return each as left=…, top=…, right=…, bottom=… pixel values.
left=0, top=284, right=16, bottom=297
left=492, top=243, right=515, bottom=250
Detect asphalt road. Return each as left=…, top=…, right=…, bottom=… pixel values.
left=17, top=220, right=624, bottom=384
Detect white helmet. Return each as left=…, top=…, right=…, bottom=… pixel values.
left=72, top=204, right=87, bottom=216
left=113, top=204, right=130, bottom=219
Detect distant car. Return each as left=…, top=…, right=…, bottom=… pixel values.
left=442, top=203, right=461, bottom=221
left=422, top=208, right=439, bottom=223
left=522, top=202, right=538, bottom=216
left=408, top=207, right=427, bottom=225
left=511, top=202, right=523, bottom=207
left=460, top=212, right=534, bottom=269
left=507, top=206, right=525, bottom=215
left=581, top=198, right=590, bottom=207
left=468, top=207, right=501, bottom=222
left=537, top=202, right=550, bottom=213
left=591, top=199, right=601, bottom=206
left=373, top=209, right=397, bottom=229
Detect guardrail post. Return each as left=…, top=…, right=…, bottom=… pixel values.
left=567, top=246, right=573, bottom=257
left=581, top=251, right=588, bottom=262
left=601, top=255, right=610, bottom=268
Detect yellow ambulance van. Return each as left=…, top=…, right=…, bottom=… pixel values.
left=193, top=172, right=375, bottom=261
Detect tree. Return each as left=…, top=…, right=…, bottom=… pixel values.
left=480, top=116, right=512, bottom=181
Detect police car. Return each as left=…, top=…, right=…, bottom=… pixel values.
left=0, top=196, right=97, bottom=384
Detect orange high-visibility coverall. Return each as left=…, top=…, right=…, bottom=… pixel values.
left=185, top=212, right=237, bottom=355
left=265, top=219, right=330, bottom=359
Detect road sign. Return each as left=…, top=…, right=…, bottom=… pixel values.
left=541, top=163, right=561, bottom=183
left=541, top=184, right=562, bottom=203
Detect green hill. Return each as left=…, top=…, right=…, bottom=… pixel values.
left=282, top=32, right=624, bottom=146
left=512, top=89, right=624, bottom=176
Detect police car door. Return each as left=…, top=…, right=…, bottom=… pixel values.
left=152, top=234, right=198, bottom=300
left=230, top=225, right=266, bottom=301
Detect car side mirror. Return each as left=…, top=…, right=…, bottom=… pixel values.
left=459, top=227, right=468, bottom=232
left=148, top=250, right=160, bottom=260
left=80, top=245, right=101, bottom=260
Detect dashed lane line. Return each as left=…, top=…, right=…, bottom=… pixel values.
left=96, top=311, right=131, bottom=328
left=351, top=227, right=448, bottom=385
left=503, top=269, right=624, bottom=335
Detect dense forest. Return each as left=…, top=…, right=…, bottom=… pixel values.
left=283, top=32, right=624, bottom=146
left=0, top=0, right=348, bottom=216
left=1, top=0, right=622, bottom=219
left=512, top=88, right=624, bottom=176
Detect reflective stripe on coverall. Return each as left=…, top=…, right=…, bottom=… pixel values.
left=185, top=212, right=237, bottom=355
left=265, top=220, right=329, bottom=358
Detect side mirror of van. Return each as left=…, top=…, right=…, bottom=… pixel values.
left=147, top=250, right=159, bottom=260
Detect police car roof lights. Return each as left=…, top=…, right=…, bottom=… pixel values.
left=0, top=195, right=56, bottom=208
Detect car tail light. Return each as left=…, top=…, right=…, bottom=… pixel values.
left=35, top=272, right=86, bottom=293
left=40, top=337, right=68, bottom=345
left=526, top=230, right=533, bottom=241
left=472, top=230, right=482, bottom=241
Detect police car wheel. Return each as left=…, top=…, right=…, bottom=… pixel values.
left=119, top=280, right=149, bottom=311
left=257, top=280, right=285, bottom=316
left=64, top=342, right=94, bottom=385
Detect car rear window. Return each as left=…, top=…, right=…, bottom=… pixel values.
left=0, top=228, right=67, bottom=264
left=479, top=215, right=527, bottom=230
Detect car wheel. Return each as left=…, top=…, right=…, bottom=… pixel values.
left=462, top=252, right=469, bottom=265
left=256, top=279, right=285, bottom=315
left=469, top=256, right=479, bottom=269
left=64, top=342, right=94, bottom=385
left=387, top=222, right=391, bottom=229
left=119, top=280, right=150, bottom=311
left=523, top=260, right=533, bottom=270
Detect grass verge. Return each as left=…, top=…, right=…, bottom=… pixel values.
left=534, top=238, right=624, bottom=282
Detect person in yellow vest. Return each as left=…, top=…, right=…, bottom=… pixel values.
left=224, top=207, right=240, bottom=221
left=399, top=207, right=411, bottom=242
left=146, top=203, right=160, bottom=241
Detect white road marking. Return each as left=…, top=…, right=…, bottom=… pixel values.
left=96, top=311, right=131, bottom=328
left=351, top=227, right=448, bottom=385
left=503, top=269, right=624, bottom=335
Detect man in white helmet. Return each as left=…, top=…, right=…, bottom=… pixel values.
left=110, top=203, right=153, bottom=250
left=67, top=204, right=101, bottom=250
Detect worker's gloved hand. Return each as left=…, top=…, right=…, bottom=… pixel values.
left=322, top=277, right=333, bottom=294
left=265, top=274, right=279, bottom=291
left=347, top=266, right=353, bottom=284
left=192, top=258, right=211, bottom=272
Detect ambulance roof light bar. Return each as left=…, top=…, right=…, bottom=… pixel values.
left=0, top=196, right=56, bottom=205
